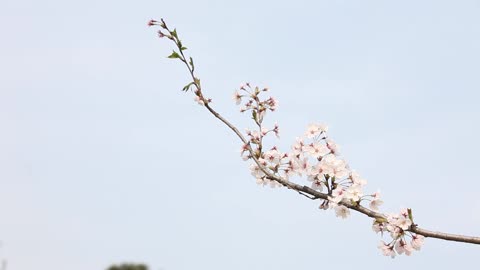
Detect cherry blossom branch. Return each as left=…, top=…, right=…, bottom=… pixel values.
left=293, top=182, right=480, bottom=244
left=410, top=227, right=480, bottom=244
left=148, top=19, right=480, bottom=256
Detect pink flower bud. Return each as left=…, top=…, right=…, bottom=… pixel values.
left=148, top=19, right=157, bottom=26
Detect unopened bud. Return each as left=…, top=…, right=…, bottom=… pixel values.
left=160, top=18, right=167, bottom=28
left=148, top=19, right=157, bottom=27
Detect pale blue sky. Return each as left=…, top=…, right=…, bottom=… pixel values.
left=1, top=0, right=479, bottom=269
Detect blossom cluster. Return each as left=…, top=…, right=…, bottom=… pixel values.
left=232, top=84, right=424, bottom=257
left=374, top=209, right=425, bottom=257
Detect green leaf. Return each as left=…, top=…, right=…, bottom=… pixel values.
left=182, top=82, right=194, bottom=92
left=194, top=77, right=201, bottom=87
left=171, top=28, right=178, bottom=38
left=180, top=46, right=187, bottom=50
left=167, top=50, right=181, bottom=59
left=252, top=110, right=257, bottom=121
left=189, top=57, right=195, bottom=71
left=408, top=208, right=414, bottom=222
left=375, top=217, right=387, bottom=223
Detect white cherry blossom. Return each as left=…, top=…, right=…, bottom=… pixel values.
left=310, top=180, right=323, bottom=191
left=396, top=216, right=412, bottom=231
left=295, top=157, right=310, bottom=176
left=350, top=171, right=367, bottom=186
left=395, top=239, right=413, bottom=256
left=304, top=142, right=331, bottom=158
left=233, top=90, right=242, bottom=105
left=411, top=234, right=425, bottom=250
left=305, top=123, right=329, bottom=138
left=194, top=95, right=204, bottom=106
left=291, top=137, right=305, bottom=155
left=264, top=149, right=281, bottom=165
left=344, top=184, right=363, bottom=202
left=334, top=205, right=350, bottom=219
left=378, top=242, right=396, bottom=258
left=329, top=187, right=345, bottom=204
left=369, top=191, right=383, bottom=210
left=326, top=139, right=339, bottom=154
left=369, top=198, right=383, bottom=211
left=372, top=221, right=384, bottom=233
left=250, top=164, right=265, bottom=179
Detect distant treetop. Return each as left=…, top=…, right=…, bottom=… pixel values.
left=107, top=263, right=148, bottom=270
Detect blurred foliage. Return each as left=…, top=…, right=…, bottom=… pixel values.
left=106, top=263, right=148, bottom=270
